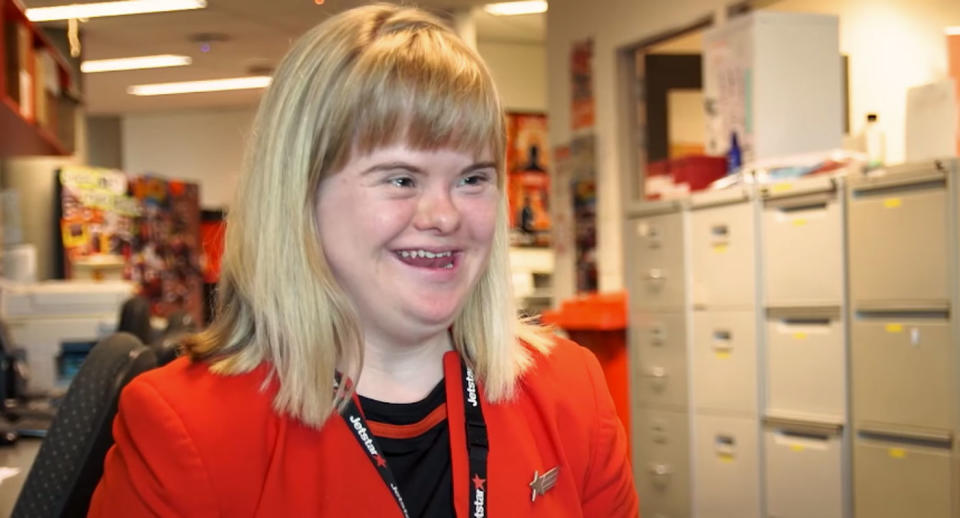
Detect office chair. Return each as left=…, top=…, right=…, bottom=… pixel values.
left=152, top=309, right=195, bottom=366
left=11, top=333, right=157, bottom=518
left=116, top=296, right=154, bottom=345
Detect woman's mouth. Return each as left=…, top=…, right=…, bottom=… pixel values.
left=394, top=249, right=458, bottom=269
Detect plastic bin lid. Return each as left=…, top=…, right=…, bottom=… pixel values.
left=541, top=291, right=627, bottom=331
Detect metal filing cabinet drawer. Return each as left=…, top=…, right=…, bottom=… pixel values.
left=628, top=211, right=686, bottom=311
left=630, top=311, right=687, bottom=409
left=633, top=407, right=691, bottom=518
left=690, top=200, right=756, bottom=308
left=762, top=180, right=843, bottom=307
left=764, top=421, right=845, bottom=518
left=851, top=317, right=953, bottom=432
left=692, top=414, right=761, bottom=518
left=848, top=169, right=949, bottom=308
left=691, top=310, right=758, bottom=414
left=854, top=437, right=952, bottom=518
left=765, top=310, right=845, bottom=421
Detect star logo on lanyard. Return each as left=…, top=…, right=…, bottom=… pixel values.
left=374, top=454, right=387, bottom=468
left=472, top=474, right=486, bottom=491
left=529, top=467, right=559, bottom=502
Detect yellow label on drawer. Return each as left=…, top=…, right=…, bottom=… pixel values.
left=889, top=448, right=906, bottom=459
left=793, top=332, right=808, bottom=340
left=884, top=198, right=902, bottom=209
left=771, top=183, right=793, bottom=194
left=717, top=453, right=734, bottom=463
left=790, top=444, right=805, bottom=452
left=792, top=218, right=807, bottom=226
left=712, top=244, right=728, bottom=254
left=715, top=351, right=732, bottom=359
left=885, top=323, right=904, bottom=333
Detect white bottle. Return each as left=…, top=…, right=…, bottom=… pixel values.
left=863, top=113, right=885, bottom=169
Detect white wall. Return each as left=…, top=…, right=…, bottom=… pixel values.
left=122, top=107, right=255, bottom=209
left=120, top=42, right=547, bottom=210
left=478, top=41, right=548, bottom=112
left=546, top=0, right=960, bottom=296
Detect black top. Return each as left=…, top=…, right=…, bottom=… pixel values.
left=359, top=382, right=453, bottom=518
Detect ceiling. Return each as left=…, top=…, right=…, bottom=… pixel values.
left=24, top=0, right=545, bottom=115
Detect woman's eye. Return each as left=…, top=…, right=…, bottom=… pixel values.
left=388, top=176, right=416, bottom=188
left=459, top=173, right=492, bottom=187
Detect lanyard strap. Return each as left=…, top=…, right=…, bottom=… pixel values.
left=340, top=359, right=489, bottom=518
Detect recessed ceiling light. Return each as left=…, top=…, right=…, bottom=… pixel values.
left=127, top=76, right=272, bottom=96
left=483, top=1, right=547, bottom=16
left=82, top=55, right=192, bottom=73
left=946, top=27, right=960, bottom=36
left=26, top=0, right=206, bottom=22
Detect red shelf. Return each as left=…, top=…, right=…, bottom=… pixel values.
left=1, top=0, right=77, bottom=157
left=0, top=92, right=67, bottom=156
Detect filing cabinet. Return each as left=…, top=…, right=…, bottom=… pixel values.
left=692, top=413, right=761, bottom=518
left=633, top=406, right=692, bottom=518
left=765, top=308, right=845, bottom=422
left=851, top=316, right=953, bottom=433
left=690, top=190, right=757, bottom=309
left=627, top=208, right=687, bottom=311
left=853, top=436, right=953, bottom=518
left=630, top=310, right=688, bottom=409
left=848, top=165, right=950, bottom=309
left=761, top=176, right=844, bottom=307
left=691, top=309, right=758, bottom=414
left=764, top=419, right=845, bottom=518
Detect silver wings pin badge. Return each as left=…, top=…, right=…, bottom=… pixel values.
left=529, top=466, right=560, bottom=502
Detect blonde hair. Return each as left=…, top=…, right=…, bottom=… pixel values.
left=184, top=3, right=552, bottom=428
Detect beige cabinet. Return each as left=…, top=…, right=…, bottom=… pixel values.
left=851, top=317, right=953, bottom=433
left=690, top=192, right=756, bottom=309
left=691, top=310, right=758, bottom=414
left=633, top=407, right=691, bottom=518
left=762, top=177, right=844, bottom=307
left=630, top=311, right=687, bottom=409
left=853, top=436, right=952, bottom=518
left=848, top=166, right=949, bottom=309
left=626, top=205, right=686, bottom=312
left=765, top=309, right=845, bottom=422
left=692, top=413, right=761, bottom=518
left=764, top=420, right=845, bottom=518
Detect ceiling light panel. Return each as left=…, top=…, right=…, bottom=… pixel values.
left=81, top=54, right=192, bottom=73
left=26, top=0, right=206, bottom=22
left=483, top=1, right=547, bottom=16
left=127, top=76, right=272, bottom=96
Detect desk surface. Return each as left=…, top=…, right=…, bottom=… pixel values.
left=0, top=438, right=42, bottom=518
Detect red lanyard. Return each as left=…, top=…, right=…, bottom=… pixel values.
left=340, top=356, right=489, bottom=518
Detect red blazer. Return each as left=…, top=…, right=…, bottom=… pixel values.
left=88, top=338, right=638, bottom=517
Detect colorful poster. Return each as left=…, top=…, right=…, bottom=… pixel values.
left=506, top=112, right=551, bottom=247
left=129, top=176, right=204, bottom=324
left=59, top=166, right=204, bottom=324
left=571, top=39, right=595, bottom=131
left=569, top=134, right=597, bottom=293
left=59, top=166, right=140, bottom=273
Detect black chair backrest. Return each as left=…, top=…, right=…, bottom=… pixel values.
left=11, top=333, right=157, bottom=518
left=116, top=296, right=153, bottom=345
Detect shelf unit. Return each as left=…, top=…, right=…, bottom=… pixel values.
left=1, top=0, right=79, bottom=157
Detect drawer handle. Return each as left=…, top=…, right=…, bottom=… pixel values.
left=645, top=269, right=665, bottom=281
left=650, top=326, right=666, bottom=345
left=644, top=367, right=667, bottom=379
left=648, top=463, right=672, bottom=476
left=711, top=224, right=728, bottom=237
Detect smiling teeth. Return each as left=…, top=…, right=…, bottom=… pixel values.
left=400, top=250, right=453, bottom=259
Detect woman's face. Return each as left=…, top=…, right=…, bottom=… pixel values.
left=316, top=143, right=499, bottom=345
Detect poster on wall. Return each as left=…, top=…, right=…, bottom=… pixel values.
left=129, top=176, right=204, bottom=324
left=59, top=166, right=140, bottom=276
left=571, top=39, right=595, bottom=131
left=58, top=166, right=204, bottom=323
left=949, top=33, right=960, bottom=156
left=506, top=112, right=551, bottom=247
left=569, top=134, right=597, bottom=293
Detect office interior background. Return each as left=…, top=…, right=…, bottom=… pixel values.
left=1, top=0, right=960, bottom=517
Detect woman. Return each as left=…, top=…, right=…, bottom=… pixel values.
left=89, top=4, right=637, bottom=517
